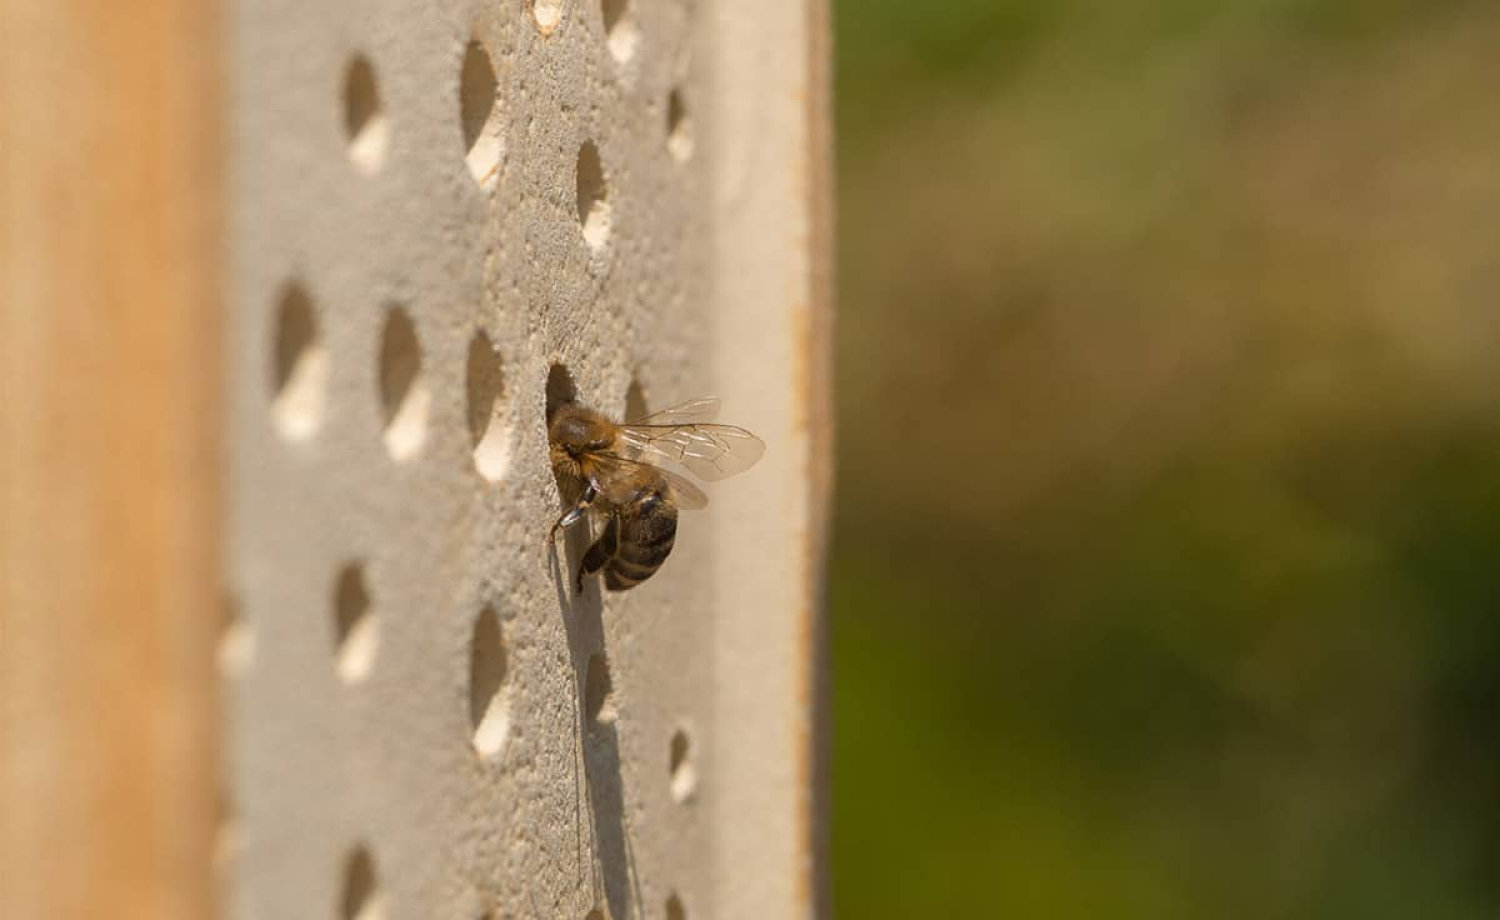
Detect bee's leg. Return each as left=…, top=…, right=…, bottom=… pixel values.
left=578, top=515, right=620, bottom=592
left=549, top=482, right=598, bottom=546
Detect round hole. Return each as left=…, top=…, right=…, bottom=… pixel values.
left=466, top=331, right=512, bottom=481
left=213, top=793, right=241, bottom=876
left=219, top=593, right=255, bottom=677
left=601, top=0, right=638, bottom=63
left=584, top=653, right=616, bottom=725
left=666, top=893, right=687, bottom=920
left=460, top=40, right=503, bottom=189
left=668, top=728, right=697, bottom=802
left=341, top=845, right=385, bottom=920
left=529, top=0, right=562, bottom=35
left=270, top=281, right=327, bottom=440
left=575, top=142, right=611, bottom=250
left=545, top=363, right=578, bottom=423
left=334, top=563, right=378, bottom=683
left=469, top=604, right=511, bottom=757
left=343, top=55, right=388, bottom=174
left=666, top=88, right=693, bottom=163
left=378, top=306, right=429, bottom=461
left=585, top=910, right=604, bottom=920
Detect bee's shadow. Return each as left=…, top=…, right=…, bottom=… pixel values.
left=549, top=522, right=644, bottom=919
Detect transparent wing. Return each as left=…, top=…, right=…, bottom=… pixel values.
left=616, top=420, right=765, bottom=481
left=626, top=396, right=721, bottom=426
left=588, top=452, right=709, bottom=511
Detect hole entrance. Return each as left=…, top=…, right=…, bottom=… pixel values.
left=602, top=0, right=638, bottom=62
left=666, top=88, right=693, bottom=162
left=270, top=281, right=327, bottom=440
left=218, top=593, right=255, bottom=677
left=575, top=142, right=611, bottom=250
left=341, top=845, right=385, bottom=920
left=624, top=378, right=648, bottom=423
left=469, top=605, right=512, bottom=757
left=529, top=0, right=562, bottom=35
left=585, top=910, right=605, bottom=920
left=378, top=307, right=429, bottom=461
left=666, top=894, right=687, bottom=920
left=460, top=40, right=503, bottom=189
left=334, top=564, right=378, bottom=683
left=669, top=728, right=697, bottom=802
left=466, top=331, right=512, bottom=481
left=584, top=653, right=616, bottom=725
left=343, top=55, right=388, bottom=174
left=545, top=364, right=578, bottom=423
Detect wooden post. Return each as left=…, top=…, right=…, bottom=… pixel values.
left=0, top=1, right=223, bottom=918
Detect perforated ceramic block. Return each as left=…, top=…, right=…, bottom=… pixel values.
left=224, top=1, right=830, bottom=918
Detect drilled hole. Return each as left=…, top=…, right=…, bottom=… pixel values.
left=669, top=728, right=697, bottom=802
left=469, top=605, right=511, bottom=757
left=270, top=281, right=327, bottom=440
left=219, top=593, right=255, bottom=677
left=343, top=55, right=388, bottom=174
left=378, top=306, right=429, bottom=461
left=601, top=0, right=638, bottom=63
left=529, top=0, right=562, bottom=35
left=584, top=653, right=616, bottom=725
left=460, top=40, right=503, bottom=189
left=341, top=845, right=385, bottom=920
left=575, top=142, right=611, bottom=250
left=545, top=363, right=578, bottom=423
left=466, top=331, right=512, bottom=481
left=666, top=88, right=693, bottom=163
left=334, top=564, right=378, bottom=683
left=666, top=893, right=687, bottom=920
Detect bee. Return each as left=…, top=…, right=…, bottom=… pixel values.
left=548, top=396, right=764, bottom=591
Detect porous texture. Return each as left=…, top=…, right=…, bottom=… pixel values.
left=225, top=1, right=829, bottom=918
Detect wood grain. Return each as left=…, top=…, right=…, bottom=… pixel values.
left=0, top=0, right=222, bottom=917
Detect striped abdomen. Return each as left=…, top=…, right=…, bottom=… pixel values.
left=586, top=489, right=678, bottom=591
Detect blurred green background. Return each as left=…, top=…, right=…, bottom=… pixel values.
left=828, top=1, right=1500, bottom=916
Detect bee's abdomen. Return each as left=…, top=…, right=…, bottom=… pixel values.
left=605, top=492, right=677, bottom=591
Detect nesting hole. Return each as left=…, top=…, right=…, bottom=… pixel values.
left=378, top=307, right=429, bottom=461
left=218, top=593, right=255, bottom=677
left=669, top=728, right=697, bottom=802
left=666, top=894, right=687, bottom=920
left=466, top=331, right=512, bottom=481
left=460, top=40, right=503, bottom=189
left=529, top=0, right=562, bottom=35
left=602, top=0, right=638, bottom=62
left=585, top=910, right=605, bottom=920
left=624, top=378, right=648, bottom=422
left=666, top=88, right=693, bottom=162
left=341, top=845, right=385, bottom=920
left=343, top=55, right=388, bottom=174
left=270, top=281, right=327, bottom=440
left=575, top=142, right=611, bottom=250
left=469, top=605, right=512, bottom=757
left=334, top=564, right=378, bottom=683
left=546, top=363, right=579, bottom=423
left=584, top=653, right=616, bottom=725
left=213, top=793, right=240, bottom=878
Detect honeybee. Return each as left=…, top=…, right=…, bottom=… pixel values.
left=548, top=396, right=764, bottom=591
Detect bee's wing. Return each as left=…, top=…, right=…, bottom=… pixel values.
left=616, top=421, right=765, bottom=481
left=590, top=452, right=709, bottom=511
left=625, top=396, right=721, bottom=425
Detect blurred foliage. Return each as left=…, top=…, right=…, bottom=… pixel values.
left=829, top=1, right=1500, bottom=916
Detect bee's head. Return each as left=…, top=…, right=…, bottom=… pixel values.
left=548, top=403, right=611, bottom=455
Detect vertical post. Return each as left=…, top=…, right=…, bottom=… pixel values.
left=0, top=1, right=223, bottom=918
